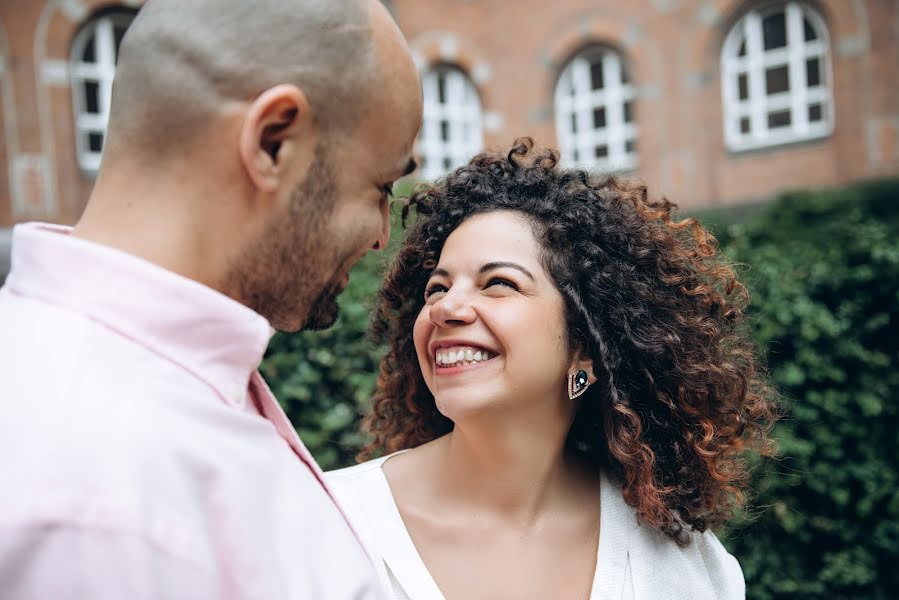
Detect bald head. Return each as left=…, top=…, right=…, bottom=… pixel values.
left=105, top=0, right=384, bottom=160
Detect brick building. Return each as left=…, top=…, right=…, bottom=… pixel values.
left=0, top=0, right=897, bottom=280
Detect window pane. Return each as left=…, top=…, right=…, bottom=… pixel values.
left=723, top=7, right=831, bottom=150
left=762, top=11, right=787, bottom=50
left=82, top=35, right=96, bottom=62
left=803, top=18, right=817, bottom=42
left=85, top=80, right=100, bottom=114
left=437, top=75, right=447, bottom=103
left=808, top=103, right=823, bottom=122
left=72, top=11, right=138, bottom=174
left=440, top=120, right=449, bottom=142
left=624, top=101, right=634, bottom=123
left=464, top=80, right=478, bottom=104
left=806, top=58, right=821, bottom=87
left=557, top=48, right=637, bottom=169
left=738, top=73, right=748, bottom=100
left=442, top=157, right=452, bottom=171
left=88, top=131, right=104, bottom=152
left=625, top=139, right=636, bottom=154
left=767, top=110, right=791, bottom=129
left=590, top=59, right=604, bottom=90
left=765, top=65, right=790, bottom=95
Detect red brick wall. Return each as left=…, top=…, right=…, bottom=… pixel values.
left=0, top=0, right=134, bottom=230
left=0, top=0, right=895, bottom=232
left=391, top=0, right=899, bottom=206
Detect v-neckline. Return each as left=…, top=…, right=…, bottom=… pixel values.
left=371, top=453, right=630, bottom=600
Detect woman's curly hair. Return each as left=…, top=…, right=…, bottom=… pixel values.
left=361, top=138, right=777, bottom=544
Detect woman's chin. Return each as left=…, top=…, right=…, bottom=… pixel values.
left=434, top=393, right=503, bottom=423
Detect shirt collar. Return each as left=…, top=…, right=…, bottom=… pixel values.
left=5, top=222, right=274, bottom=409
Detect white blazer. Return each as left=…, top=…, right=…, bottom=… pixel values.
left=327, top=453, right=746, bottom=600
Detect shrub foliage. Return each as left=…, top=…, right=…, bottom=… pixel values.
left=716, top=179, right=899, bottom=599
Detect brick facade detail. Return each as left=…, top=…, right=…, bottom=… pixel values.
left=0, top=0, right=896, bottom=232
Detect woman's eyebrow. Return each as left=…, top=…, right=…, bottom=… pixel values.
left=430, top=262, right=536, bottom=282
left=479, top=262, right=535, bottom=281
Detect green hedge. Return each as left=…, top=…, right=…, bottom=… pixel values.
left=261, top=178, right=899, bottom=598
left=712, top=179, right=899, bottom=599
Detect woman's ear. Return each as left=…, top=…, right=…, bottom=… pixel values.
left=567, top=352, right=597, bottom=400
left=238, top=84, right=314, bottom=193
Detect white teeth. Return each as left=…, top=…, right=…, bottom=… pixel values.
left=435, top=346, right=495, bottom=367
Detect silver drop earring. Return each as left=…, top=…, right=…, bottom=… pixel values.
left=568, top=369, right=590, bottom=400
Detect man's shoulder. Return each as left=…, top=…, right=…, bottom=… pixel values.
left=0, top=295, right=236, bottom=500
left=0, top=287, right=210, bottom=400
left=0, top=288, right=163, bottom=373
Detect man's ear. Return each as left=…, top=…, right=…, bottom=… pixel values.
left=238, top=84, right=314, bottom=193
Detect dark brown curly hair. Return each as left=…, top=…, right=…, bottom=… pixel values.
left=361, top=138, right=777, bottom=544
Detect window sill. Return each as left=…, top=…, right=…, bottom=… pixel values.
left=725, top=129, right=832, bottom=156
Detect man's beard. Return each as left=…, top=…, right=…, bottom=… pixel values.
left=228, top=145, right=348, bottom=332
left=302, top=275, right=343, bottom=331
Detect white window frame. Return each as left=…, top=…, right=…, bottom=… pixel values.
left=70, top=11, right=135, bottom=175
left=554, top=47, right=638, bottom=172
left=721, top=2, right=834, bottom=152
left=418, top=65, right=484, bottom=180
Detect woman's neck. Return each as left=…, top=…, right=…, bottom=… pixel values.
left=429, top=411, right=591, bottom=528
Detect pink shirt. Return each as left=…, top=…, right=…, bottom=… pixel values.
left=0, top=223, right=382, bottom=599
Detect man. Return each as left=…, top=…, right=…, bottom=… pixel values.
left=0, top=0, right=422, bottom=597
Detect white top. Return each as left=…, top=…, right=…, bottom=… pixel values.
left=327, top=453, right=745, bottom=600
left=0, top=223, right=381, bottom=599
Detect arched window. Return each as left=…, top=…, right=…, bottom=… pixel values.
left=419, top=65, right=483, bottom=179
left=555, top=47, right=638, bottom=172
left=721, top=2, right=833, bottom=151
left=70, top=9, right=136, bottom=174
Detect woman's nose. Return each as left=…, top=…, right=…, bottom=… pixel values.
left=429, top=290, right=476, bottom=327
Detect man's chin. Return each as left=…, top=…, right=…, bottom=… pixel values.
left=301, top=298, right=340, bottom=331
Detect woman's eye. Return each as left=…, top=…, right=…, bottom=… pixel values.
left=487, top=278, right=517, bottom=290
left=424, top=284, right=447, bottom=299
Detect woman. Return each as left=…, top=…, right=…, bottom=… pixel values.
left=327, top=139, right=776, bottom=600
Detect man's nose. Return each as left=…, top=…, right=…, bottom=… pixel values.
left=371, top=202, right=391, bottom=251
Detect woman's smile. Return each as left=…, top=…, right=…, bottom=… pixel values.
left=432, top=341, right=501, bottom=375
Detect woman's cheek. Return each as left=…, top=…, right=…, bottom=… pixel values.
left=412, top=308, right=432, bottom=375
